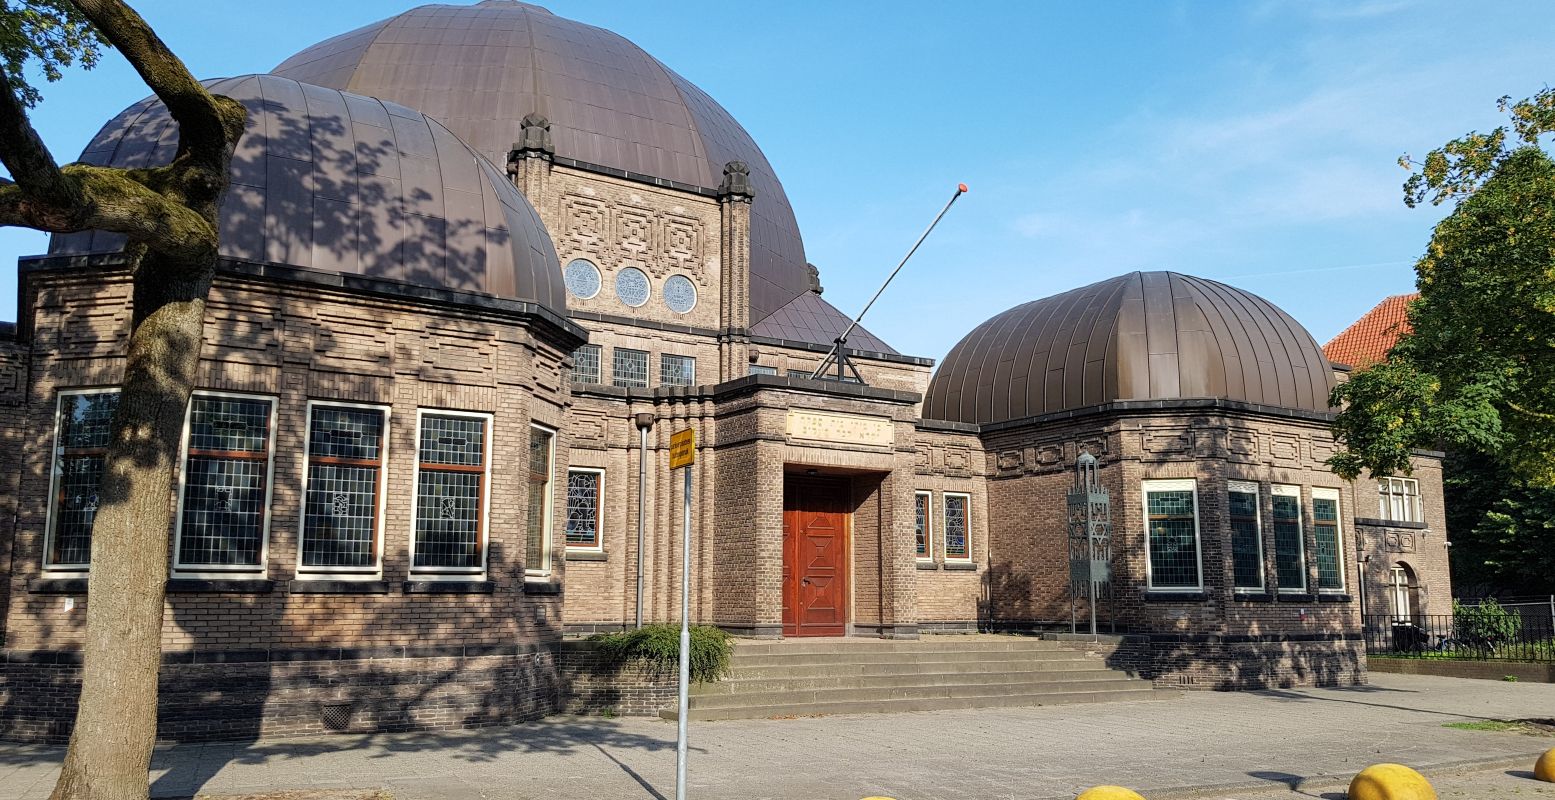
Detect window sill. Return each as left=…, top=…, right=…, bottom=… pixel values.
left=402, top=580, right=494, bottom=594
left=565, top=550, right=608, bottom=562
left=942, top=561, right=976, bottom=571
left=1354, top=517, right=1427, bottom=530
left=1233, top=591, right=1273, bottom=602
left=289, top=579, right=390, bottom=595
left=916, top=560, right=937, bottom=570
left=523, top=581, right=563, bottom=596
left=29, top=577, right=88, bottom=594
left=1275, top=592, right=1315, bottom=602
left=1317, top=593, right=1353, bottom=603
left=166, top=578, right=274, bottom=594
left=1144, top=591, right=1207, bottom=602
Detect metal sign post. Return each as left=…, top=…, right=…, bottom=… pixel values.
left=668, top=427, right=696, bottom=800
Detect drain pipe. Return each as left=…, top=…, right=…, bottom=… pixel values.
left=634, top=411, right=655, bottom=629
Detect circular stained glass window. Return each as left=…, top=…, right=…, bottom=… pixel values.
left=563, top=259, right=601, bottom=300
left=663, top=274, right=698, bottom=314
left=615, top=266, right=651, bottom=307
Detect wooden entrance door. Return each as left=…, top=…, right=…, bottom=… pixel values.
left=783, top=476, right=849, bottom=637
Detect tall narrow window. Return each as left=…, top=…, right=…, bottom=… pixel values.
left=1312, top=487, right=1344, bottom=592
left=570, top=344, right=601, bottom=385
left=174, top=394, right=276, bottom=571
left=1143, top=479, right=1201, bottom=590
left=46, top=389, right=120, bottom=570
left=943, top=492, right=970, bottom=561
left=1272, top=485, right=1306, bottom=592
left=612, top=348, right=648, bottom=388
left=565, top=468, right=603, bottom=551
left=412, top=411, right=489, bottom=574
left=1377, top=477, right=1422, bottom=523
left=526, top=425, right=556, bottom=575
left=914, top=491, right=932, bottom=560
left=300, top=404, right=387, bottom=573
left=1228, top=480, right=1264, bottom=591
left=660, top=354, right=696, bottom=387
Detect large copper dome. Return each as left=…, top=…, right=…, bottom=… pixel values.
left=271, top=0, right=810, bottom=324
left=923, top=271, right=1337, bottom=425
left=51, top=74, right=564, bottom=313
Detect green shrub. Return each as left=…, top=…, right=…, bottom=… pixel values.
left=1453, top=599, right=1521, bottom=649
left=590, top=624, right=733, bottom=683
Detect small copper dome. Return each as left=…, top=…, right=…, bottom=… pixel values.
left=51, top=74, right=564, bottom=313
left=269, top=0, right=809, bottom=324
left=923, top=271, right=1336, bottom=425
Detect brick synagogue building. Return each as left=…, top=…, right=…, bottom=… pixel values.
left=0, top=2, right=1452, bottom=740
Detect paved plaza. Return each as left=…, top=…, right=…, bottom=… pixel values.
left=0, top=673, right=1551, bottom=800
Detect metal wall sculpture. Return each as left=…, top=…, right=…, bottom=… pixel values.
left=1067, top=451, right=1113, bottom=635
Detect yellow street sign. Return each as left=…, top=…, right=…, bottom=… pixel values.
left=669, top=428, right=696, bottom=469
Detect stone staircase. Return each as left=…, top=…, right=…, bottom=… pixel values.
left=662, top=635, right=1172, bottom=721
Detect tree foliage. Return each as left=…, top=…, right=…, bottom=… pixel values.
left=1330, top=89, right=1555, bottom=486
left=1443, top=451, right=1555, bottom=596
left=0, top=0, right=103, bottom=107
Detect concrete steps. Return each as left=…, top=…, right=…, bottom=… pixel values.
left=662, top=635, right=1172, bottom=721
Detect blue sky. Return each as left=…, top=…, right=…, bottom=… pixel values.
left=2, top=0, right=1551, bottom=362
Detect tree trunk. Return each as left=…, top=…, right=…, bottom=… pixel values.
left=48, top=252, right=212, bottom=800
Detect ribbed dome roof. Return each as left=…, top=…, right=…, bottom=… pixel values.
left=923, top=271, right=1336, bottom=425
left=50, top=75, right=564, bottom=313
left=270, top=0, right=810, bottom=324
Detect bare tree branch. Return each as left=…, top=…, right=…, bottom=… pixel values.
left=69, top=0, right=245, bottom=178
left=0, top=71, right=82, bottom=208
left=0, top=166, right=215, bottom=262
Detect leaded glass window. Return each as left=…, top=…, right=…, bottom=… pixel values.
left=526, top=426, right=555, bottom=574
left=301, top=405, right=386, bottom=571
left=1313, top=489, right=1344, bottom=592
left=566, top=469, right=602, bottom=549
left=1377, top=477, right=1422, bottom=523
left=175, top=395, right=274, bottom=569
left=1272, top=486, right=1306, bottom=592
left=1228, top=481, right=1263, bottom=591
left=660, top=354, right=695, bottom=387
left=571, top=344, right=601, bottom=385
left=748, top=364, right=777, bottom=376
left=412, top=413, right=487, bottom=571
left=1144, top=481, right=1200, bottom=590
left=612, top=348, right=648, bottom=388
left=48, top=390, right=120, bottom=568
left=943, top=493, right=970, bottom=560
left=914, top=492, right=932, bottom=559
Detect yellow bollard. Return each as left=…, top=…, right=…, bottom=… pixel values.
left=1536, top=747, right=1555, bottom=782
left=1348, top=763, right=1437, bottom=800
left=1076, top=788, right=1146, bottom=800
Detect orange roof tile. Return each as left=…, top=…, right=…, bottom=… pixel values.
left=1323, top=293, right=1418, bottom=369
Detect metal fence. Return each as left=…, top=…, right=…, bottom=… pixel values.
left=1363, top=613, right=1555, bottom=662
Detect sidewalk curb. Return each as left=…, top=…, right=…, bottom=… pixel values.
left=1036, top=752, right=1546, bottom=799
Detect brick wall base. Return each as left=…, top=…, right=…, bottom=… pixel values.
left=0, top=650, right=559, bottom=743
left=555, top=640, right=676, bottom=716
left=1036, top=633, right=1367, bottom=690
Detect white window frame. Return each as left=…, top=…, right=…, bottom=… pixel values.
left=1226, top=479, right=1264, bottom=592
left=171, top=390, right=280, bottom=578
left=409, top=408, right=492, bottom=580
left=1142, top=478, right=1203, bottom=592
left=942, top=491, right=973, bottom=563
left=526, top=422, right=558, bottom=578
left=295, top=400, right=390, bottom=580
left=1311, top=486, right=1346, bottom=594
left=42, top=387, right=120, bottom=574
left=1377, top=477, right=1422, bottom=523
left=914, top=490, right=934, bottom=563
left=1271, top=484, right=1307, bottom=594
left=564, top=466, right=606, bottom=553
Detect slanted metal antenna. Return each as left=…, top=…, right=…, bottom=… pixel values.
left=810, top=183, right=968, bottom=383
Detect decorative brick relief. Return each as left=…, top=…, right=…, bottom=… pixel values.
left=1226, top=428, right=1260, bottom=463
left=617, top=207, right=654, bottom=267
left=562, top=195, right=608, bottom=254
left=1140, top=429, right=1192, bottom=459
left=308, top=313, right=392, bottom=377
left=1270, top=433, right=1301, bottom=465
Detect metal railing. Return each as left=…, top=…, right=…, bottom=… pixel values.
left=1363, top=613, right=1555, bottom=662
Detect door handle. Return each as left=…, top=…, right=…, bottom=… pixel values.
left=802, top=578, right=811, bottom=586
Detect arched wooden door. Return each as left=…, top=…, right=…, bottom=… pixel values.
left=783, top=475, right=850, bottom=637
